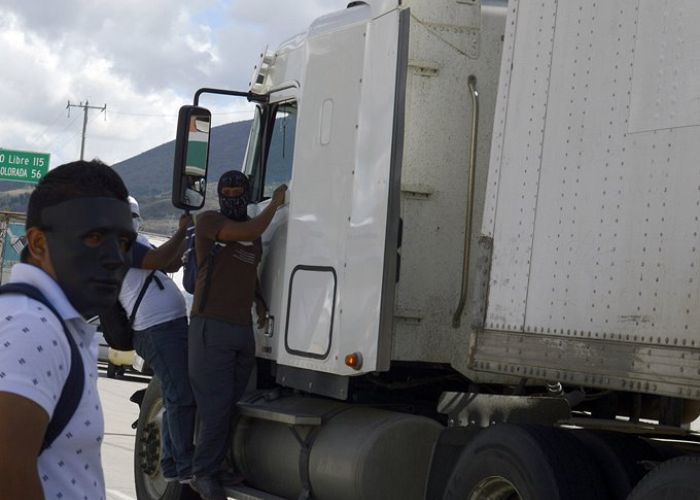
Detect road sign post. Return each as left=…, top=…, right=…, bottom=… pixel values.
left=0, top=149, right=50, bottom=184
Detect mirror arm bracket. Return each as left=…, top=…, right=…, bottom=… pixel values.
left=193, top=88, right=269, bottom=106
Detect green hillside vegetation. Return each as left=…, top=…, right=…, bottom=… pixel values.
left=0, top=188, right=31, bottom=213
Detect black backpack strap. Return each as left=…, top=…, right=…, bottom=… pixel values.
left=128, top=270, right=157, bottom=327
left=152, top=272, right=165, bottom=291
left=0, top=283, right=85, bottom=452
left=254, top=290, right=268, bottom=311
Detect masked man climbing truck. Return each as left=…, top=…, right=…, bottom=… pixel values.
left=188, top=170, right=286, bottom=500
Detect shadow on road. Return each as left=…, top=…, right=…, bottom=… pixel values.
left=97, top=362, right=151, bottom=384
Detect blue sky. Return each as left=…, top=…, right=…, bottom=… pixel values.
left=0, top=0, right=349, bottom=169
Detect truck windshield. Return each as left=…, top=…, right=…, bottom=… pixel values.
left=243, top=101, right=297, bottom=200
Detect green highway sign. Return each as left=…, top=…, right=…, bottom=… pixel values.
left=0, top=149, right=50, bottom=184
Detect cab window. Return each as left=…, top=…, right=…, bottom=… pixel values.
left=263, top=102, right=297, bottom=198
left=243, top=106, right=264, bottom=186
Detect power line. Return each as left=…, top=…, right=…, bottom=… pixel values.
left=51, top=113, right=82, bottom=139
left=109, top=110, right=172, bottom=118
left=28, top=109, right=69, bottom=146
left=109, top=109, right=254, bottom=118
left=49, top=115, right=85, bottom=159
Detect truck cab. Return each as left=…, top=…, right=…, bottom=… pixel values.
left=135, top=1, right=700, bottom=499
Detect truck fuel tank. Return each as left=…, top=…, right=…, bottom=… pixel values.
left=233, top=394, right=442, bottom=500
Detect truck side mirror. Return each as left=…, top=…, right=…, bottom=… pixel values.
left=172, top=105, right=212, bottom=211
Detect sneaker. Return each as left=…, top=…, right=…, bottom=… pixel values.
left=162, top=473, right=192, bottom=485
left=190, top=475, right=227, bottom=500
left=216, top=469, right=245, bottom=487
left=162, top=472, right=178, bottom=483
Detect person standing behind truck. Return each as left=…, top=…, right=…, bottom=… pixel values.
left=0, top=160, right=135, bottom=500
left=188, top=170, right=286, bottom=500
left=121, top=196, right=195, bottom=484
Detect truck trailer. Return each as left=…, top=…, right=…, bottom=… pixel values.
left=133, top=1, right=700, bottom=498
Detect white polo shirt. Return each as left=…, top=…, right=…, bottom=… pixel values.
left=120, top=233, right=187, bottom=331
left=0, top=263, right=105, bottom=500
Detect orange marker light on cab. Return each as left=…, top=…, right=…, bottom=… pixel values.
left=345, top=352, right=363, bottom=370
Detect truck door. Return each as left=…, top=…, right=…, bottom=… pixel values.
left=250, top=4, right=408, bottom=378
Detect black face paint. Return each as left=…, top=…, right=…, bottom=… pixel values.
left=40, top=197, right=136, bottom=318
left=217, top=170, right=250, bottom=221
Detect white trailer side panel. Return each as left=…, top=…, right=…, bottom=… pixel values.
left=484, top=0, right=700, bottom=348
left=482, top=0, right=559, bottom=331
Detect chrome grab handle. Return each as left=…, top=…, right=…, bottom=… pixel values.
left=452, top=75, right=479, bottom=328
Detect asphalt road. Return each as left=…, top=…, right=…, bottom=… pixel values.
left=97, top=368, right=260, bottom=500
left=97, top=366, right=149, bottom=500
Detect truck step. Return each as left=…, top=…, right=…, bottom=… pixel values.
left=237, top=401, right=322, bottom=426
left=224, top=484, right=287, bottom=500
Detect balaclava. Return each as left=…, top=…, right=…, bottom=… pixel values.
left=128, top=195, right=142, bottom=233
left=218, top=170, right=250, bottom=221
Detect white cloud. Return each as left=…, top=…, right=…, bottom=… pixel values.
left=0, top=0, right=349, bottom=169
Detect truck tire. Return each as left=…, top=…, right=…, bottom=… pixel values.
left=442, top=424, right=606, bottom=500
left=627, top=456, right=700, bottom=500
left=134, top=377, right=198, bottom=500
left=570, top=430, right=660, bottom=498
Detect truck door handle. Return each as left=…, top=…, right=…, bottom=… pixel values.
left=264, top=315, right=275, bottom=338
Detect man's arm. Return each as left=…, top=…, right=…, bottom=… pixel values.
left=140, top=214, right=192, bottom=271
left=0, top=392, right=48, bottom=500
left=216, top=185, right=287, bottom=242
left=254, top=278, right=268, bottom=330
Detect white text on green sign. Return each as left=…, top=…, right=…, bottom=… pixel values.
left=0, top=149, right=50, bottom=184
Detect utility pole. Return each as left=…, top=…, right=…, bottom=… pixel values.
left=66, top=100, right=107, bottom=160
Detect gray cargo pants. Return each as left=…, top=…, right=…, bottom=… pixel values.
left=188, top=316, right=255, bottom=477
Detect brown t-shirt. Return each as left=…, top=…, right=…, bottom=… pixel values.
left=191, top=211, right=262, bottom=325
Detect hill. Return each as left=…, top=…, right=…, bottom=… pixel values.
left=112, top=119, right=252, bottom=198
left=0, top=120, right=252, bottom=234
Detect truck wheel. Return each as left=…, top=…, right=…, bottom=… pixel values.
left=442, top=424, right=606, bottom=500
left=627, top=456, right=700, bottom=500
left=570, top=430, right=660, bottom=498
left=134, top=377, right=197, bottom=500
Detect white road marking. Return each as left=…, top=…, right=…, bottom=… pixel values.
left=106, top=488, right=136, bottom=500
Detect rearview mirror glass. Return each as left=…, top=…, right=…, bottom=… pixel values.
left=172, top=105, right=211, bottom=210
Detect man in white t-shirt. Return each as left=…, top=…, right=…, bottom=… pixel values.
left=123, top=196, right=195, bottom=483
left=0, top=160, right=135, bottom=500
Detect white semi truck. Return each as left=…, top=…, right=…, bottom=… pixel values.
left=134, top=1, right=700, bottom=498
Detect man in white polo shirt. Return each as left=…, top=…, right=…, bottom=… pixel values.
left=122, top=196, right=195, bottom=484
left=0, top=160, right=135, bottom=500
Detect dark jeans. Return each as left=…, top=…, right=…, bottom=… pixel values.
left=133, top=316, right=195, bottom=478
left=188, top=316, right=255, bottom=477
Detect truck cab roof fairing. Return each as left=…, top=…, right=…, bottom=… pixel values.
left=308, top=1, right=400, bottom=37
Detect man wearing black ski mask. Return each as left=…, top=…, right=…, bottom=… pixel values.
left=189, top=170, right=286, bottom=499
